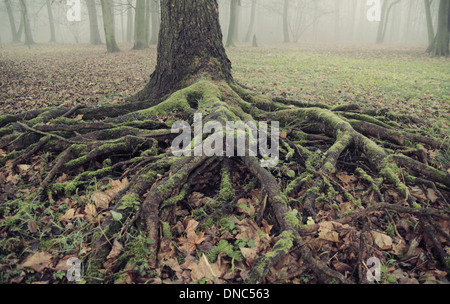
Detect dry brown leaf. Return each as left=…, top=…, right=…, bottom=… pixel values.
left=84, top=204, right=97, bottom=219
left=106, top=239, right=123, bottom=260
left=426, top=188, right=438, bottom=203
left=92, top=178, right=129, bottom=209
left=91, top=192, right=112, bottom=210
left=59, top=208, right=76, bottom=222
left=370, top=231, right=393, bottom=250
left=409, top=186, right=426, bottom=201
left=17, top=164, right=31, bottom=172
left=19, top=251, right=53, bottom=273
left=178, top=220, right=206, bottom=255
left=28, top=219, right=39, bottom=234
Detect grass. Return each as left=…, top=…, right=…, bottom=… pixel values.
left=228, top=46, right=449, bottom=121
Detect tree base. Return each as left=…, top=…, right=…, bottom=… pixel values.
left=1, top=79, right=449, bottom=284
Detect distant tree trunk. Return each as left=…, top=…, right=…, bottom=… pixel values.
left=19, top=0, right=34, bottom=46
left=428, top=0, right=450, bottom=56
left=127, top=0, right=133, bottom=43
left=132, top=0, right=232, bottom=102
left=376, top=0, right=400, bottom=44
left=244, top=0, right=256, bottom=43
left=145, top=0, right=151, bottom=47
left=424, top=0, right=436, bottom=45
left=334, top=0, right=341, bottom=41
left=133, top=0, right=146, bottom=50
left=100, top=0, right=121, bottom=52
left=283, top=0, right=290, bottom=43
left=252, top=34, right=258, bottom=47
left=5, top=0, right=20, bottom=42
left=226, top=0, right=239, bottom=47
left=86, top=0, right=102, bottom=45
left=149, top=0, right=160, bottom=45
left=46, top=0, right=56, bottom=42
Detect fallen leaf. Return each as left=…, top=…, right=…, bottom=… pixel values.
left=409, top=186, right=427, bottom=201
left=426, top=188, right=438, bottom=203
left=59, top=208, right=76, bottom=222
left=371, top=231, right=393, bottom=250
left=19, top=251, right=53, bottom=273
left=84, top=204, right=97, bottom=219
left=17, top=164, right=31, bottom=172
left=106, top=239, right=123, bottom=260
left=28, top=219, right=39, bottom=234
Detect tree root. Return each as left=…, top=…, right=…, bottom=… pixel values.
left=1, top=79, right=449, bottom=284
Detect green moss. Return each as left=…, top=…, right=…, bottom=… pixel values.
left=284, top=210, right=301, bottom=229
left=206, top=240, right=243, bottom=263
left=65, top=156, right=87, bottom=169
left=162, top=222, right=173, bottom=239
left=218, top=166, right=234, bottom=203
left=265, top=231, right=294, bottom=259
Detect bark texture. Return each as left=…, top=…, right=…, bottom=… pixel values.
left=133, top=0, right=233, bottom=102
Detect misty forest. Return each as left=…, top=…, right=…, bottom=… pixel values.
left=0, top=0, right=449, bottom=285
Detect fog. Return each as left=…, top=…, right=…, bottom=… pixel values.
left=0, top=0, right=439, bottom=47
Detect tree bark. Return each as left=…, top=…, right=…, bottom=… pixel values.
left=283, top=0, right=290, bottom=43
left=127, top=0, right=133, bottom=43
left=86, top=0, right=102, bottom=45
left=46, top=0, right=56, bottom=42
left=100, top=0, right=121, bottom=52
left=424, top=0, right=435, bottom=46
left=226, top=0, right=239, bottom=47
left=133, top=0, right=146, bottom=50
left=149, top=0, right=160, bottom=45
left=132, top=0, right=233, bottom=102
left=5, top=0, right=20, bottom=42
left=145, top=0, right=151, bottom=47
left=19, top=0, right=34, bottom=46
left=428, top=0, right=449, bottom=56
left=244, top=0, right=256, bottom=43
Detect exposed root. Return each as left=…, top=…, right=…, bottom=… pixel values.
left=1, top=79, right=449, bottom=284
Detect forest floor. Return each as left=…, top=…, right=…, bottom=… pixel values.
left=0, top=43, right=449, bottom=284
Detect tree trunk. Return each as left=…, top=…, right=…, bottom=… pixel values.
left=86, top=0, right=102, bottom=45
left=149, top=0, right=160, bottom=45
left=376, top=0, right=400, bottom=44
left=424, top=0, right=435, bottom=46
left=4, top=0, right=20, bottom=42
left=19, top=0, right=34, bottom=46
left=244, top=0, right=256, bottom=43
left=145, top=0, right=151, bottom=47
left=428, top=0, right=450, bottom=56
left=133, top=0, right=146, bottom=50
left=100, top=0, right=121, bottom=52
left=226, top=0, right=239, bottom=47
left=127, top=1, right=133, bottom=43
left=133, top=0, right=233, bottom=102
left=46, top=0, right=56, bottom=42
left=334, top=0, right=341, bottom=41
left=283, top=0, right=290, bottom=43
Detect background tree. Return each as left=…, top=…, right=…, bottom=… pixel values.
left=86, top=0, right=102, bottom=45
left=126, top=0, right=134, bottom=43
left=46, top=0, right=56, bottom=43
left=100, top=0, right=121, bottom=52
left=133, top=0, right=146, bottom=50
left=244, top=0, right=256, bottom=43
left=428, top=0, right=450, bottom=56
left=149, top=0, right=160, bottom=45
left=376, top=0, right=401, bottom=44
left=226, top=0, right=240, bottom=47
left=424, top=0, right=435, bottom=45
left=4, top=0, right=21, bottom=43
left=19, top=0, right=34, bottom=46
left=283, top=0, right=290, bottom=43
